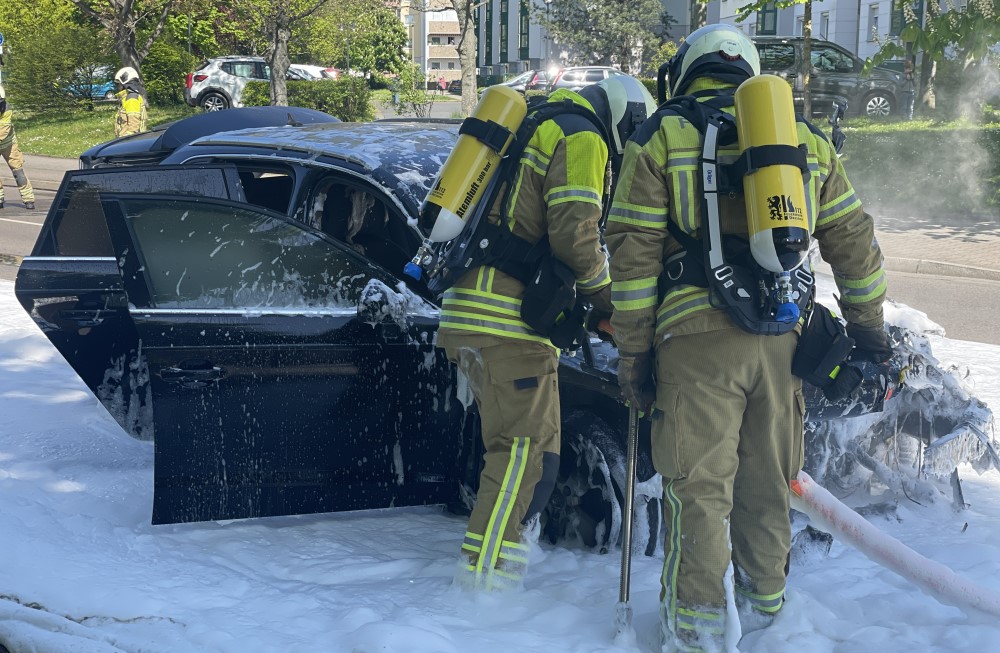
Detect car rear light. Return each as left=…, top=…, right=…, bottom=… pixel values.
left=185, top=73, right=193, bottom=88
left=193, top=74, right=208, bottom=82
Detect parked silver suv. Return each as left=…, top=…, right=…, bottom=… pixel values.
left=184, top=56, right=316, bottom=111
left=547, top=66, right=625, bottom=92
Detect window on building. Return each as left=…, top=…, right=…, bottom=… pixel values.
left=499, top=0, right=509, bottom=64
left=757, top=2, right=777, bottom=35
left=447, top=36, right=456, bottom=45
left=868, top=4, right=879, bottom=41
left=518, top=0, right=530, bottom=60
left=431, top=36, right=442, bottom=45
left=431, top=62, right=441, bottom=69
left=795, top=17, right=804, bottom=36
left=820, top=12, right=830, bottom=38
left=448, top=62, right=455, bottom=69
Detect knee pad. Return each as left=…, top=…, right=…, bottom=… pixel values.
left=12, top=168, right=28, bottom=187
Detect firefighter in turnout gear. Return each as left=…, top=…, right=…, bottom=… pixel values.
left=113, top=67, right=147, bottom=138
left=0, top=85, right=36, bottom=210
left=437, top=76, right=656, bottom=590
left=605, top=24, right=890, bottom=652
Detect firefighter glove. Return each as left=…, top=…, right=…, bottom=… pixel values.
left=617, top=352, right=655, bottom=413
left=847, top=324, right=892, bottom=363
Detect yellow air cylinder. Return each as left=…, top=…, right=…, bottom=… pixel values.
left=421, top=85, right=527, bottom=243
left=734, top=75, right=810, bottom=273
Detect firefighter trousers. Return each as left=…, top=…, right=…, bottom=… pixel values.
left=442, top=333, right=560, bottom=590
left=652, top=328, right=804, bottom=652
left=0, top=139, right=35, bottom=204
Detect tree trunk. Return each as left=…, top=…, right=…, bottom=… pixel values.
left=268, top=9, right=292, bottom=106
left=690, top=0, right=707, bottom=31
left=453, top=0, right=478, bottom=117
left=802, top=1, right=812, bottom=119
left=919, top=52, right=936, bottom=110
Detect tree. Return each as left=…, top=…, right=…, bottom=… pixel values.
left=442, top=0, right=478, bottom=119
left=69, top=0, right=175, bottom=73
left=232, top=0, right=331, bottom=106
left=303, top=0, right=407, bottom=75
left=539, top=0, right=664, bottom=74
left=0, top=0, right=115, bottom=108
left=868, top=0, right=1000, bottom=113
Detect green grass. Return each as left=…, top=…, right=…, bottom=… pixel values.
left=15, top=104, right=197, bottom=159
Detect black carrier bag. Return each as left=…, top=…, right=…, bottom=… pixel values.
left=792, top=306, right=856, bottom=391
left=520, top=257, right=586, bottom=349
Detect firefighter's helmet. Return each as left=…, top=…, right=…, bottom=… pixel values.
left=667, top=24, right=760, bottom=97
left=577, top=74, right=657, bottom=155
left=114, top=67, right=139, bottom=86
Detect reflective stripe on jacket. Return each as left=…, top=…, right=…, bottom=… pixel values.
left=605, top=79, right=886, bottom=355
left=439, top=89, right=612, bottom=346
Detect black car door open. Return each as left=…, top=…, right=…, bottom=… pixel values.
left=99, top=190, right=464, bottom=524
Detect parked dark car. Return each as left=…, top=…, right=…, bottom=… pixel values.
left=15, top=110, right=991, bottom=551
left=447, top=79, right=462, bottom=94
left=753, top=37, right=906, bottom=118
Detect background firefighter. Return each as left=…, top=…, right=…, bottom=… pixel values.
left=0, top=84, right=35, bottom=210
left=437, top=76, right=656, bottom=591
left=113, top=67, right=147, bottom=138
left=605, top=24, right=892, bottom=652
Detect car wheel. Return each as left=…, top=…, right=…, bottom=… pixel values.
left=104, top=90, right=116, bottom=101
left=541, top=410, right=661, bottom=556
left=200, top=92, right=229, bottom=112
left=863, top=91, right=894, bottom=118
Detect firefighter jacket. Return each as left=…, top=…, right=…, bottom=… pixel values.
left=114, top=86, right=147, bottom=137
left=0, top=109, right=17, bottom=150
left=605, top=79, right=887, bottom=356
left=438, top=89, right=613, bottom=346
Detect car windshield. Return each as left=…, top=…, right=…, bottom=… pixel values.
left=507, top=71, right=534, bottom=84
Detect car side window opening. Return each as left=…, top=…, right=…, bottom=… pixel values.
left=122, top=197, right=375, bottom=310
left=222, top=62, right=256, bottom=78
left=237, top=168, right=294, bottom=214
left=309, top=178, right=416, bottom=276
left=759, top=44, right=796, bottom=70
left=812, top=48, right=855, bottom=73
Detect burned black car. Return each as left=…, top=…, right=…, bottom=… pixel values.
left=15, top=110, right=996, bottom=554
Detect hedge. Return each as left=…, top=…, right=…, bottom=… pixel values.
left=842, top=127, right=1000, bottom=216
left=241, top=78, right=375, bottom=122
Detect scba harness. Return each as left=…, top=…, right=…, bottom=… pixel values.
left=422, top=98, right=612, bottom=349
left=654, top=92, right=818, bottom=336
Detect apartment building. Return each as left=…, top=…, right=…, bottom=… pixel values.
left=397, top=0, right=463, bottom=83
left=463, top=0, right=921, bottom=83
left=712, top=0, right=919, bottom=61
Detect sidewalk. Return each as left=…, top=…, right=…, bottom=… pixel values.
left=3, top=153, right=1000, bottom=282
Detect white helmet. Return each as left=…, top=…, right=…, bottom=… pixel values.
left=578, top=74, right=658, bottom=156
left=667, top=24, right=760, bottom=97
left=114, top=67, right=139, bottom=85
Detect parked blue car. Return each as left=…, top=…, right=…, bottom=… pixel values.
left=64, top=66, right=117, bottom=101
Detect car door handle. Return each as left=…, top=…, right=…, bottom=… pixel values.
left=161, top=361, right=226, bottom=387
left=59, top=309, right=117, bottom=327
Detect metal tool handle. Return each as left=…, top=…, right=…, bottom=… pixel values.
left=618, top=406, right=640, bottom=604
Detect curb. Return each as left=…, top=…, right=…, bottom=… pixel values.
left=882, top=257, right=1000, bottom=283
